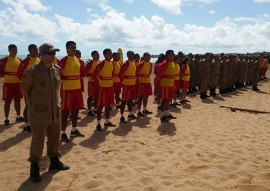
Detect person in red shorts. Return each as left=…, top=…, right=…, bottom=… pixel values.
left=155, top=50, right=176, bottom=122
left=17, top=44, right=40, bottom=132
left=59, top=41, right=85, bottom=143
left=119, top=51, right=138, bottom=123
left=172, top=55, right=181, bottom=107
left=136, top=52, right=153, bottom=117
left=0, top=44, right=24, bottom=126
left=75, top=50, right=86, bottom=93
left=92, top=48, right=116, bottom=131
left=180, top=57, right=191, bottom=104
left=85, top=51, right=100, bottom=116
left=112, top=52, right=122, bottom=108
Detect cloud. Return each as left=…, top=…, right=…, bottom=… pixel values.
left=150, top=0, right=182, bottom=15
left=208, top=9, right=216, bottom=14
left=2, top=0, right=48, bottom=11
left=253, top=0, right=270, bottom=2
left=124, top=0, right=134, bottom=3
left=196, top=0, right=219, bottom=3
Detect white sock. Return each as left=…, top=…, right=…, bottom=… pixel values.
left=61, top=130, right=66, bottom=135
left=97, top=120, right=100, bottom=125
left=105, top=119, right=109, bottom=123
left=24, top=122, right=29, bottom=127
left=16, top=115, right=20, bottom=119
left=71, top=127, right=77, bottom=132
left=121, top=114, right=124, bottom=117
left=128, top=112, right=132, bottom=116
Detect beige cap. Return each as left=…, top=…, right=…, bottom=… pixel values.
left=39, top=43, right=60, bottom=53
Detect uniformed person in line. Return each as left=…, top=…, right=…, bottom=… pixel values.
left=252, top=56, right=261, bottom=91
left=199, top=53, right=211, bottom=99
left=209, top=54, right=220, bottom=96
left=219, top=54, right=228, bottom=94
left=21, top=43, right=70, bottom=183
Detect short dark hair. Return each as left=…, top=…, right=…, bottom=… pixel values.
left=91, top=50, right=98, bottom=57
left=103, top=48, right=111, bottom=56
left=112, top=52, right=119, bottom=57
left=143, top=52, right=150, bottom=57
left=28, top=44, right=37, bottom=52
left=127, top=50, right=134, bottom=56
left=166, top=50, right=174, bottom=56
left=8, top=44, right=17, bottom=50
left=66, top=41, right=76, bottom=48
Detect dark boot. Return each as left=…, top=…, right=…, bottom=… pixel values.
left=49, top=156, right=70, bottom=171
left=252, top=86, right=259, bottom=91
left=200, top=92, right=206, bottom=99
left=30, top=162, right=41, bottom=183
left=210, top=87, right=217, bottom=96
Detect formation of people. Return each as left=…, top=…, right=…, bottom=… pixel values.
left=0, top=42, right=269, bottom=182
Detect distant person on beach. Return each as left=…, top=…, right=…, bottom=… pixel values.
left=17, top=44, right=40, bottom=132
left=209, top=54, right=220, bottom=96
left=199, top=53, right=211, bottom=99
left=112, top=52, right=122, bottom=108
left=155, top=50, right=177, bottom=122
left=75, top=49, right=86, bottom=93
left=136, top=52, right=153, bottom=117
left=154, top=53, right=166, bottom=108
left=180, top=57, right=191, bottom=104
left=0, top=44, right=24, bottom=126
left=21, top=43, right=69, bottom=183
left=59, top=41, right=85, bottom=143
left=171, top=54, right=181, bottom=107
left=85, top=50, right=100, bottom=116
left=119, top=50, right=138, bottom=123
left=92, top=48, right=116, bottom=131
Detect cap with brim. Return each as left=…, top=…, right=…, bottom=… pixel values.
left=39, top=43, right=60, bottom=53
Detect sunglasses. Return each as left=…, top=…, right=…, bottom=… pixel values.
left=44, top=52, right=56, bottom=55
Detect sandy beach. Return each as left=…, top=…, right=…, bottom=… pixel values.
left=0, top=72, right=270, bottom=191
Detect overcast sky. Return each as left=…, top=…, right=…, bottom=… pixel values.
left=0, top=0, right=270, bottom=57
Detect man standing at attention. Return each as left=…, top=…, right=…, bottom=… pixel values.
left=59, top=41, right=85, bottom=143
left=0, top=44, right=24, bottom=126
left=21, top=43, right=69, bottom=183
left=136, top=52, right=153, bottom=117
left=92, top=49, right=116, bottom=131
left=155, top=50, right=177, bottom=122
left=17, top=44, right=40, bottom=132
left=119, top=51, right=138, bottom=123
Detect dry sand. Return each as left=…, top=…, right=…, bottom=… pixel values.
left=0, top=72, right=270, bottom=191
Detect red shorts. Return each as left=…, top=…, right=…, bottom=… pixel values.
left=95, top=86, right=115, bottom=106
left=122, top=84, right=137, bottom=102
left=182, top=80, right=190, bottom=89
left=113, top=82, right=121, bottom=94
left=174, top=80, right=180, bottom=91
left=61, top=89, right=84, bottom=111
left=260, top=67, right=268, bottom=76
left=160, top=86, right=174, bottom=101
left=136, top=79, right=139, bottom=93
left=2, top=83, right=23, bottom=101
left=88, top=81, right=98, bottom=97
left=138, top=83, right=153, bottom=97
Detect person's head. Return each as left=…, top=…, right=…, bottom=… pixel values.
left=143, top=52, right=150, bottom=62
left=8, top=44, right=17, bottom=57
left=39, top=43, right=60, bottom=67
left=174, top=55, right=181, bottom=64
left=75, top=50, right=81, bottom=58
left=127, top=51, right=135, bottom=61
left=112, top=52, right=119, bottom=61
left=28, top=44, right=38, bottom=58
left=91, top=50, right=99, bottom=61
left=66, top=41, right=76, bottom=56
left=134, top=53, right=140, bottom=62
left=103, top=48, right=112, bottom=61
left=182, top=57, right=190, bottom=65
left=156, top=53, right=166, bottom=63
left=166, top=50, right=175, bottom=61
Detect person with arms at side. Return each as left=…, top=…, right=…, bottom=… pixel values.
left=17, top=44, right=40, bottom=132
left=85, top=51, right=100, bottom=116
left=0, top=44, right=24, bottom=126
left=119, top=51, right=138, bottom=123
left=155, top=50, right=177, bottom=122
left=136, top=52, right=153, bottom=117
left=59, top=41, right=85, bottom=143
left=112, top=52, right=122, bottom=109
left=21, top=43, right=69, bottom=183
left=92, top=48, right=116, bottom=131
left=179, top=57, right=191, bottom=104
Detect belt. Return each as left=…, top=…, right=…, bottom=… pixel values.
left=62, top=75, right=80, bottom=80
left=4, top=72, right=17, bottom=75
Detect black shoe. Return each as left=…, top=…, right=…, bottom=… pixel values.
left=96, top=124, right=103, bottom=131
left=49, top=157, right=70, bottom=171
left=180, top=100, right=186, bottom=105
left=157, top=105, right=161, bottom=111
left=183, top=99, right=190, bottom=103
left=23, top=125, right=32, bottom=133
left=120, top=116, right=126, bottom=124
left=116, top=104, right=121, bottom=109
left=61, top=133, right=70, bottom=143
left=87, top=110, right=95, bottom=116
left=170, top=103, right=177, bottom=108
left=252, top=86, right=259, bottom=91
left=4, top=119, right=10, bottom=126
left=128, top=114, right=137, bottom=120
left=166, top=114, right=176, bottom=119
left=160, top=116, right=169, bottom=123
left=137, top=111, right=144, bottom=118
left=30, top=162, right=41, bottom=183
left=142, top=109, right=153, bottom=115
left=16, top=117, right=24, bottom=123
left=70, top=129, right=85, bottom=137
left=104, top=121, right=116, bottom=127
